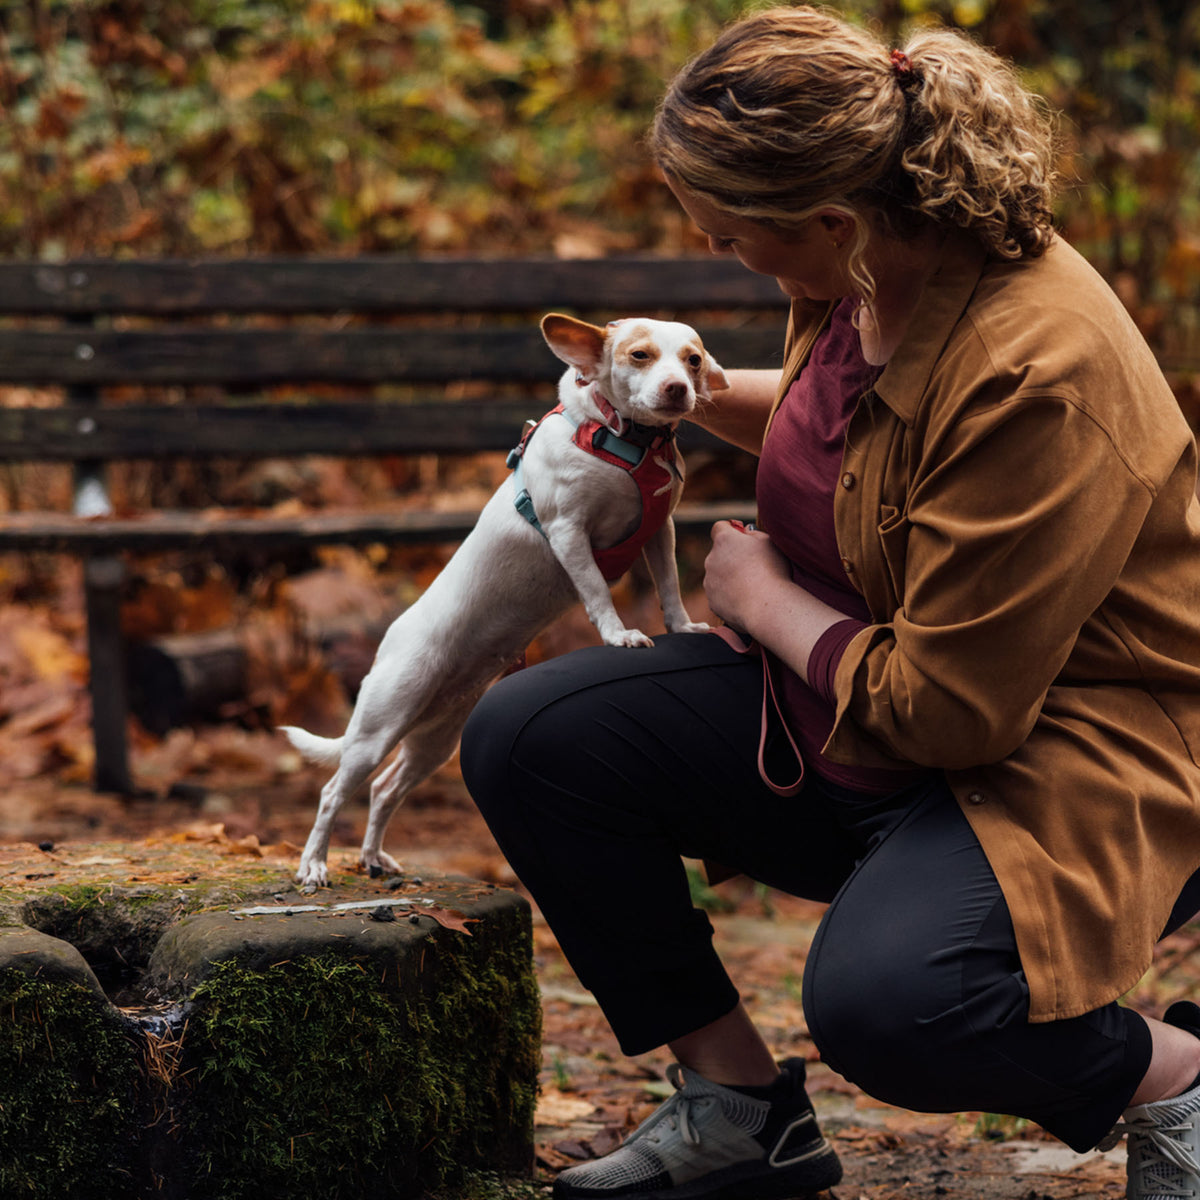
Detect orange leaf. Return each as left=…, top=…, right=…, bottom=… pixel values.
left=14, top=625, right=86, bottom=683
left=423, top=906, right=479, bottom=936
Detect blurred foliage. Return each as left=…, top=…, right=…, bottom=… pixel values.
left=1, top=0, right=1200, bottom=356
left=0, top=0, right=749, bottom=258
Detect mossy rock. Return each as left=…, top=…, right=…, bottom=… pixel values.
left=0, top=946, right=140, bottom=1199
left=0, top=847, right=540, bottom=1200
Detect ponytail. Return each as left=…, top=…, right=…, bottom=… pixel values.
left=651, top=7, right=1058, bottom=301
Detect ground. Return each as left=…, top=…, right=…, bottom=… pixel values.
left=2, top=749, right=1178, bottom=1200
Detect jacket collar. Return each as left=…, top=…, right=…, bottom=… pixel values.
left=780, top=229, right=989, bottom=429
left=872, top=230, right=988, bottom=426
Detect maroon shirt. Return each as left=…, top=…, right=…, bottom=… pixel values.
left=756, top=299, right=919, bottom=793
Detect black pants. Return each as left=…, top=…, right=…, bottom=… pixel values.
left=461, top=633, right=1166, bottom=1152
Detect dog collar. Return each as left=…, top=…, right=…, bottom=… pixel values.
left=579, top=380, right=628, bottom=437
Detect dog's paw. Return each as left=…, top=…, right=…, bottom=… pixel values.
left=295, top=860, right=330, bottom=891
left=671, top=621, right=712, bottom=634
left=362, top=850, right=404, bottom=879
left=608, top=628, right=655, bottom=649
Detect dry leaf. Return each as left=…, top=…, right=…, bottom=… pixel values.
left=219, top=833, right=266, bottom=858
left=14, top=624, right=86, bottom=683
left=535, top=1089, right=597, bottom=1125
left=422, top=906, right=479, bottom=936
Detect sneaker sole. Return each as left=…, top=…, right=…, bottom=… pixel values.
left=553, top=1141, right=843, bottom=1200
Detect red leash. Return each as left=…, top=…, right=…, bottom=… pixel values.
left=709, top=626, right=805, bottom=797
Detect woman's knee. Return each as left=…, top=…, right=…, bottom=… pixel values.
left=802, top=891, right=1032, bottom=1113
left=803, top=936, right=944, bottom=1102
left=460, top=672, right=536, bottom=816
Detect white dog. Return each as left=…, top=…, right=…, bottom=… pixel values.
left=280, top=313, right=727, bottom=889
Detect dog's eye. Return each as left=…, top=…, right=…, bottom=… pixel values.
left=688, top=354, right=703, bottom=369
left=630, top=350, right=651, bottom=361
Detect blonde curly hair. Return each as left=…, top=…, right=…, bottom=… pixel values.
left=650, top=6, right=1058, bottom=304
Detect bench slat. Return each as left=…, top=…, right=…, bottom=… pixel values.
left=0, top=500, right=753, bottom=553
left=2, top=257, right=788, bottom=316
left=0, top=324, right=786, bottom=387
left=0, top=401, right=750, bottom=461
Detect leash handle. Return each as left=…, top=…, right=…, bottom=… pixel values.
left=709, top=627, right=806, bottom=797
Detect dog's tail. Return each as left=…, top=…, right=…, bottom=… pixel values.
left=279, top=725, right=344, bottom=767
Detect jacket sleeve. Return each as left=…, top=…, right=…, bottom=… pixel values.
left=823, top=390, right=1160, bottom=770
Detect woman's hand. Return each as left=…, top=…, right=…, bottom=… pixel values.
left=703, top=520, right=793, bottom=635
left=704, top=520, right=850, bottom=685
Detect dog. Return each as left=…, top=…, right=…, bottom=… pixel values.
left=280, top=313, right=728, bottom=889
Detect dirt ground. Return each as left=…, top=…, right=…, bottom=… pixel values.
left=0, top=749, right=1166, bottom=1200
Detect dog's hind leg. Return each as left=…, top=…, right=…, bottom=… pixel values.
left=295, top=650, right=446, bottom=889
left=295, top=716, right=409, bottom=890
left=359, top=692, right=482, bottom=879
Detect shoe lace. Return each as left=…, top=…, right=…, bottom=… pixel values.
left=1103, top=1112, right=1200, bottom=1198
left=645, top=1063, right=702, bottom=1147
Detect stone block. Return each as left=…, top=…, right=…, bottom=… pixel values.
left=0, top=847, right=540, bottom=1200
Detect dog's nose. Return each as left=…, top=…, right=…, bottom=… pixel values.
left=661, top=381, right=689, bottom=405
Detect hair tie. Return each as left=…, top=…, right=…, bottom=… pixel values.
left=889, top=49, right=913, bottom=76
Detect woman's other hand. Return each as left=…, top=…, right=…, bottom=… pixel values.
left=704, top=520, right=849, bottom=685
left=703, top=520, right=793, bottom=635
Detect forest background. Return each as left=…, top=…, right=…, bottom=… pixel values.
left=0, top=0, right=1199, bottom=799
left=3, top=5, right=1200, bottom=1188
left=4, top=0, right=1200, bottom=338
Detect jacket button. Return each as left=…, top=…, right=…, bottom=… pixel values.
left=967, top=791, right=987, bottom=805
left=841, top=472, right=856, bottom=489
left=840, top=557, right=854, bottom=574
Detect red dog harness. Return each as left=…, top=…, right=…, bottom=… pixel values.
left=507, top=399, right=679, bottom=582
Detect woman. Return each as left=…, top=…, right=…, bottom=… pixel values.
left=461, top=9, right=1200, bottom=1200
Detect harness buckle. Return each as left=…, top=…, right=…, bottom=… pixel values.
left=506, top=418, right=541, bottom=469
left=513, top=487, right=541, bottom=532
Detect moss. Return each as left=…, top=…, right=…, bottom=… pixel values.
left=0, top=863, right=540, bottom=1197
left=180, top=911, right=541, bottom=1199
left=18, top=880, right=283, bottom=999
left=446, top=1170, right=550, bottom=1200
left=0, top=972, right=140, bottom=1199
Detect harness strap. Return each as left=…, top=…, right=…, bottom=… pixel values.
left=509, top=453, right=543, bottom=535
left=506, top=404, right=677, bottom=556
left=590, top=425, right=645, bottom=468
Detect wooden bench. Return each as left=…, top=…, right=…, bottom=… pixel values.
left=0, top=257, right=788, bottom=793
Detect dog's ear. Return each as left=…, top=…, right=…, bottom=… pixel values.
left=541, top=313, right=607, bottom=380
left=701, top=353, right=730, bottom=398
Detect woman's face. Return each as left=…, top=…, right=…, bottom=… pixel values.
left=666, top=177, right=854, bottom=303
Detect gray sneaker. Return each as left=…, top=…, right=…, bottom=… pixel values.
left=552, top=1057, right=842, bottom=1200
left=1101, top=1002, right=1200, bottom=1200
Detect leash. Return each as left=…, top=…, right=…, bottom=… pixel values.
left=709, top=519, right=805, bottom=797
left=709, top=624, right=806, bottom=798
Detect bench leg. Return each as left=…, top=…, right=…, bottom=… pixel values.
left=84, top=555, right=134, bottom=795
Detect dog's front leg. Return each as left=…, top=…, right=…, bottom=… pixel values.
left=544, top=521, right=653, bottom=647
left=643, top=518, right=710, bottom=634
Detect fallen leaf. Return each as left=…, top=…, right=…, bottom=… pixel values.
left=219, top=833, right=266, bottom=858
left=1, top=692, right=76, bottom=740
left=549, top=1140, right=592, bottom=1162
left=535, top=1089, right=598, bottom=1125
left=540, top=985, right=599, bottom=1007
left=423, top=906, right=479, bottom=935
left=15, top=624, right=86, bottom=682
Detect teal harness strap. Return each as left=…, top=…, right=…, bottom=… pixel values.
left=506, top=409, right=577, bottom=539
left=508, top=452, right=544, bottom=535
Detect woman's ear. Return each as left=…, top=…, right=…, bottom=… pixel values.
left=816, top=211, right=856, bottom=248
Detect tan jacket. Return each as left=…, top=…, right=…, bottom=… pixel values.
left=776, top=232, right=1200, bottom=1022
